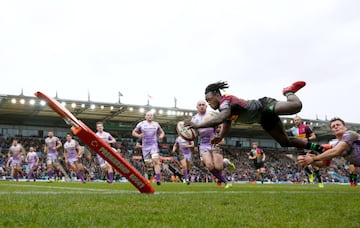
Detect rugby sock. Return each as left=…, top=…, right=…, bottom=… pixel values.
left=350, top=174, right=357, bottom=184
left=304, top=165, right=313, bottom=175
left=108, top=172, right=114, bottom=182
left=210, top=169, right=227, bottom=184
left=184, top=169, right=189, bottom=181
left=155, top=173, right=161, bottom=182
left=349, top=174, right=354, bottom=184
left=147, top=169, right=153, bottom=180
left=306, top=142, right=323, bottom=153
left=77, top=172, right=85, bottom=182
left=315, top=170, right=322, bottom=183
left=55, top=170, right=60, bottom=179
left=48, top=170, right=53, bottom=179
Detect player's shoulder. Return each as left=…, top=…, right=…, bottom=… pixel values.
left=222, top=93, right=234, bottom=98
left=150, top=121, right=161, bottom=127
left=207, top=110, right=219, bottom=116
left=136, top=120, right=146, bottom=126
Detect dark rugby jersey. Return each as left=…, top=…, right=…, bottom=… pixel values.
left=219, top=94, right=262, bottom=124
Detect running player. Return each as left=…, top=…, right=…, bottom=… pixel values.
left=191, top=100, right=232, bottom=188
left=172, top=130, right=194, bottom=184
left=63, top=133, right=86, bottom=183
left=44, top=131, right=62, bottom=182
left=249, top=142, right=266, bottom=184
left=132, top=111, right=165, bottom=185
left=95, top=121, right=116, bottom=183
left=298, top=117, right=359, bottom=187
left=7, top=138, right=25, bottom=181
left=25, top=146, right=39, bottom=181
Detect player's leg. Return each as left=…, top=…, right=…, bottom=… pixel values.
left=151, top=152, right=161, bottom=185
left=168, top=161, right=184, bottom=182
left=46, top=159, right=54, bottom=182
left=213, top=151, right=231, bottom=188
left=14, top=164, right=21, bottom=182
left=74, top=161, right=86, bottom=183
left=304, top=164, right=314, bottom=183
left=223, top=158, right=236, bottom=171
left=106, top=162, right=114, bottom=183
left=142, top=149, right=155, bottom=182
left=54, top=161, right=62, bottom=182
left=261, top=113, right=324, bottom=153
left=180, top=159, right=188, bottom=184
left=259, top=166, right=265, bottom=184
left=261, top=167, right=266, bottom=184
left=32, top=165, right=38, bottom=181
left=256, top=168, right=261, bottom=182
left=274, top=95, right=303, bottom=116
left=349, top=164, right=358, bottom=187
left=185, top=159, right=191, bottom=185
left=28, top=164, right=35, bottom=181
left=202, top=151, right=220, bottom=185
left=260, top=81, right=305, bottom=117
left=202, top=151, right=214, bottom=170
left=213, top=149, right=224, bottom=171
left=299, top=153, right=314, bottom=183
left=144, top=159, right=153, bottom=182
left=313, top=166, right=324, bottom=188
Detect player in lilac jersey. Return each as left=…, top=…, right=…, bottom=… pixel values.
left=25, top=146, right=39, bottom=181
left=7, top=138, right=25, bottom=181
left=185, top=81, right=327, bottom=154
left=191, top=100, right=232, bottom=188
left=95, top=122, right=116, bottom=183
left=298, top=117, right=360, bottom=187
left=44, top=131, right=62, bottom=182
left=172, top=131, right=194, bottom=184
left=63, top=133, right=86, bottom=183
left=132, top=111, right=165, bottom=185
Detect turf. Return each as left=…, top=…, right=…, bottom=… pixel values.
left=0, top=181, right=359, bottom=228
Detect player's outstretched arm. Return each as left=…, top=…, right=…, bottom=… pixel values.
left=186, top=108, right=230, bottom=129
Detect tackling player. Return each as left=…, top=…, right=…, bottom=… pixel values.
left=191, top=100, right=233, bottom=188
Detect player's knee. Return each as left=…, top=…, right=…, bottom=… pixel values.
left=292, top=101, right=303, bottom=113
left=214, top=164, right=223, bottom=171
left=205, top=163, right=214, bottom=170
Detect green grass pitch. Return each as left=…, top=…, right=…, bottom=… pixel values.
left=0, top=181, right=359, bottom=227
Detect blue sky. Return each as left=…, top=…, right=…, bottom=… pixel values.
left=1, top=0, right=359, bottom=123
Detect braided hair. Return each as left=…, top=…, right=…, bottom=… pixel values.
left=204, top=81, right=229, bottom=95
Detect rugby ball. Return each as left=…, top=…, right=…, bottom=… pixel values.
left=176, top=121, right=196, bottom=141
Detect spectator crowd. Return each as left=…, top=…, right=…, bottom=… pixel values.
left=0, top=135, right=355, bottom=184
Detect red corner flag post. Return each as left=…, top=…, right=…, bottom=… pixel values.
left=35, top=91, right=155, bottom=194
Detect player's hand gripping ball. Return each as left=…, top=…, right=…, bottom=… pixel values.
left=177, top=121, right=196, bottom=141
